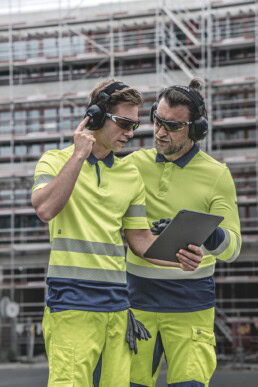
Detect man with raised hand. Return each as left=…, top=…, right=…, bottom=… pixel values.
left=31, top=79, right=203, bottom=387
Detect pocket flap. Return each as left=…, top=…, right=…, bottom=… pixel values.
left=192, top=326, right=216, bottom=346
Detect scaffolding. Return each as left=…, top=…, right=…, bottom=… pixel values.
left=0, top=0, right=257, bottom=364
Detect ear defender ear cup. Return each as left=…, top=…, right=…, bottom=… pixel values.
left=84, top=104, right=106, bottom=131
left=189, top=115, right=208, bottom=142
left=84, top=81, right=128, bottom=131
left=172, top=86, right=208, bottom=142
left=150, top=102, right=158, bottom=123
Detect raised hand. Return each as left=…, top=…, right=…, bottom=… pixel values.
left=73, top=116, right=96, bottom=160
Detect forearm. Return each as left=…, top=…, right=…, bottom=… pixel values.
left=126, top=229, right=154, bottom=258
left=32, top=152, right=84, bottom=222
left=125, top=229, right=181, bottom=268
left=125, top=229, right=203, bottom=270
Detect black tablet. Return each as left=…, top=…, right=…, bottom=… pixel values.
left=143, top=209, right=224, bottom=262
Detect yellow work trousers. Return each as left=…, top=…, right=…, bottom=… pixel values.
left=130, top=308, right=216, bottom=387
left=43, top=307, right=131, bottom=387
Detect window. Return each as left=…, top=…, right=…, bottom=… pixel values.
left=27, top=109, right=40, bottom=133
left=72, top=35, right=85, bottom=55
left=28, top=143, right=41, bottom=155
left=44, top=108, right=57, bottom=131
left=0, top=111, right=11, bottom=134
left=14, top=110, right=26, bottom=134
left=43, top=38, right=58, bottom=57
left=0, top=145, right=12, bottom=157
left=13, top=41, right=26, bottom=60
left=44, top=143, right=58, bottom=151
left=15, top=145, right=27, bottom=156
left=15, top=214, right=42, bottom=228
left=0, top=191, right=11, bottom=207
left=62, top=36, right=71, bottom=56
left=14, top=189, right=28, bottom=206
left=0, top=215, right=10, bottom=228
left=0, top=42, right=9, bottom=61
left=27, top=39, right=40, bottom=58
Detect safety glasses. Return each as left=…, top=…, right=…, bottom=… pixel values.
left=106, top=113, right=140, bottom=131
left=153, top=111, right=192, bottom=132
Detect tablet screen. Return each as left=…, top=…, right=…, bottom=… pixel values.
left=144, top=209, right=224, bottom=262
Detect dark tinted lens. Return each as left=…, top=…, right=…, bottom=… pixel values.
left=154, top=113, right=184, bottom=132
left=115, top=117, right=139, bottom=131
left=164, top=122, right=184, bottom=131
left=154, top=115, right=162, bottom=128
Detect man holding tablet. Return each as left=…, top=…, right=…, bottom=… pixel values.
left=126, top=78, right=241, bottom=387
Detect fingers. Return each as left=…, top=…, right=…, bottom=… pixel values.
left=176, top=245, right=203, bottom=271
left=74, top=116, right=90, bottom=133
left=151, top=218, right=171, bottom=235
left=188, top=244, right=204, bottom=257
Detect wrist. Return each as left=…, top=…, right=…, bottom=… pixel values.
left=72, top=150, right=88, bottom=162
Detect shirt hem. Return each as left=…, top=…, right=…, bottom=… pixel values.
left=48, top=302, right=130, bottom=313
left=130, top=302, right=215, bottom=313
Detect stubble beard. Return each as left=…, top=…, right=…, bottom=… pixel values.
left=155, top=138, right=188, bottom=156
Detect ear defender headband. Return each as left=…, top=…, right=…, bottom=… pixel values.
left=85, top=81, right=128, bottom=130
left=150, top=85, right=208, bottom=142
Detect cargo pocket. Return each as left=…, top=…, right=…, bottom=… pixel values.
left=51, top=345, right=74, bottom=386
left=186, top=326, right=216, bottom=384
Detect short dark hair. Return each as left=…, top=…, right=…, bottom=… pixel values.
left=158, top=77, right=206, bottom=122
left=89, top=79, right=144, bottom=113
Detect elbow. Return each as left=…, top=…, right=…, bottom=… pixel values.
left=32, top=203, right=53, bottom=223
left=39, top=205, right=55, bottom=223
left=31, top=194, right=53, bottom=223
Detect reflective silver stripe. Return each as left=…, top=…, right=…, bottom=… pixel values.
left=202, top=228, right=231, bottom=257
left=33, top=174, right=54, bottom=187
left=51, top=238, right=125, bottom=257
left=225, top=233, right=241, bottom=263
left=124, top=205, right=146, bottom=217
left=48, top=265, right=127, bottom=283
left=126, top=262, right=215, bottom=280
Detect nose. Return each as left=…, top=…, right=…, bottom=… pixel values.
left=156, top=125, right=167, bottom=137
left=125, top=129, right=134, bottom=138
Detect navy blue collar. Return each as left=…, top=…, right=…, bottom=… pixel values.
left=87, top=152, right=114, bottom=168
left=156, top=144, right=199, bottom=168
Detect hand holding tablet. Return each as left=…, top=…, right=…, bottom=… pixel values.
left=144, top=209, right=224, bottom=262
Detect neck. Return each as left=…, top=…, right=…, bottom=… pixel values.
left=91, top=142, right=111, bottom=160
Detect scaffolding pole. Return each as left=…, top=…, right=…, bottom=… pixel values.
left=58, top=0, right=64, bottom=149
left=8, top=0, right=18, bottom=360
left=158, top=0, right=207, bottom=87
left=206, top=0, right=213, bottom=155
left=255, top=0, right=258, bottom=220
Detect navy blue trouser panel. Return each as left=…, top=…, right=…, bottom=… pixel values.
left=152, top=331, right=164, bottom=376
left=168, top=381, right=205, bottom=387
left=130, top=383, right=147, bottom=387
left=93, top=354, right=102, bottom=387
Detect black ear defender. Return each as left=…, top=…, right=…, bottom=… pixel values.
left=84, top=82, right=128, bottom=130
left=150, top=86, right=208, bottom=142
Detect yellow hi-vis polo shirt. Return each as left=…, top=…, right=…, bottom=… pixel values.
left=126, top=145, right=242, bottom=313
left=32, top=145, right=149, bottom=312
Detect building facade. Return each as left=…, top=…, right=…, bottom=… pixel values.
left=0, top=0, right=257, bottom=364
